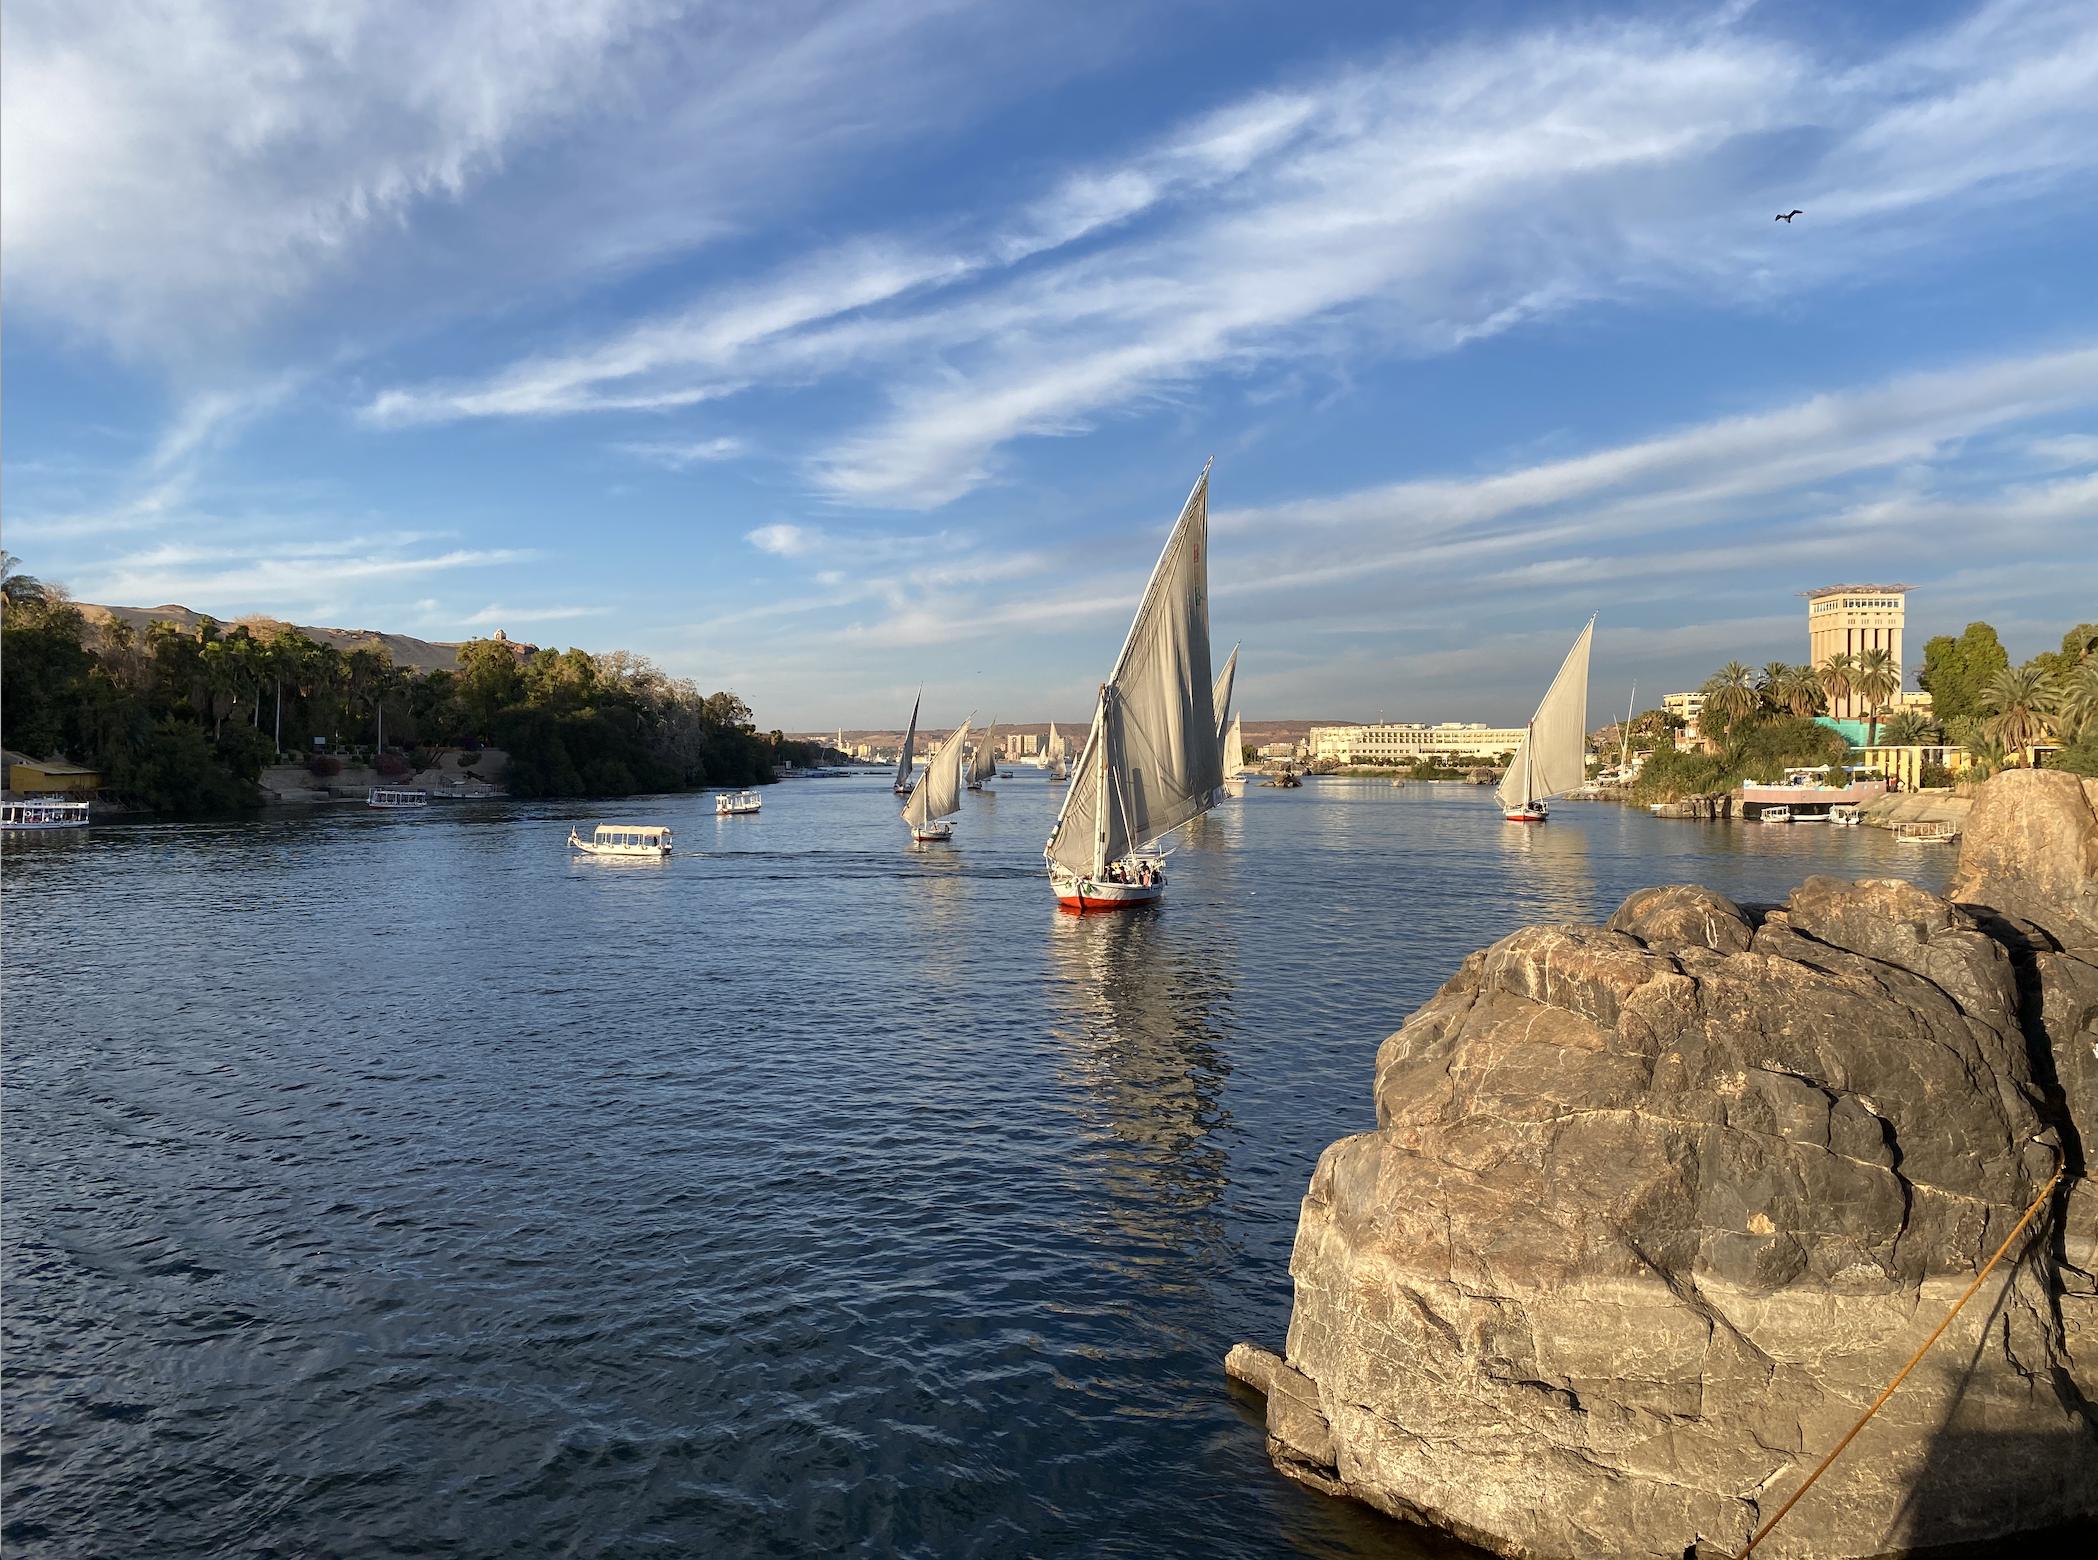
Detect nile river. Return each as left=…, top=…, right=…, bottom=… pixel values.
left=2, top=776, right=1952, bottom=1558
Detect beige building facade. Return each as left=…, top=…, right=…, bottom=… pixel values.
left=1806, top=584, right=1909, bottom=718
left=1309, top=722, right=1526, bottom=766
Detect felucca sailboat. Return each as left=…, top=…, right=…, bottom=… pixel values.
left=1045, top=723, right=1068, bottom=783
left=1044, top=462, right=1225, bottom=910
left=893, top=690, right=922, bottom=795
left=1499, top=617, right=1595, bottom=823
left=1211, top=644, right=1241, bottom=797
left=967, top=718, right=998, bottom=791
left=904, top=718, right=971, bottom=842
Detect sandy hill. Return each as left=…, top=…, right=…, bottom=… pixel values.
left=75, top=603, right=484, bottom=673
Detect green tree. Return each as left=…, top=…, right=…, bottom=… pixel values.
left=1982, top=664, right=2059, bottom=756
left=1776, top=664, right=1823, bottom=719
left=1853, top=646, right=1901, bottom=744
left=1756, top=662, right=1792, bottom=715
left=1879, top=710, right=1939, bottom=746
left=456, top=637, right=525, bottom=738
left=1702, top=661, right=1758, bottom=728
left=0, top=597, right=94, bottom=755
left=1816, top=652, right=1856, bottom=719
left=1915, top=622, right=2009, bottom=724
left=1, top=549, right=49, bottom=610
left=2053, top=658, right=2098, bottom=745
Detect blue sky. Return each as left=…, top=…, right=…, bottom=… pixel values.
left=4, top=0, right=2095, bottom=730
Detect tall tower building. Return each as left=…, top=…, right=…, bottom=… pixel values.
left=1804, top=584, right=1910, bottom=718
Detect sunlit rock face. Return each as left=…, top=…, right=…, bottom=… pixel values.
left=1240, top=772, right=2098, bottom=1560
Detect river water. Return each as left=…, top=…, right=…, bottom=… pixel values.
left=2, top=776, right=1953, bottom=1558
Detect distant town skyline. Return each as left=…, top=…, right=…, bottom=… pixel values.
left=6, top=0, right=2096, bottom=729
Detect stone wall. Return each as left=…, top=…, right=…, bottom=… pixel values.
left=1233, top=769, right=2098, bottom=1559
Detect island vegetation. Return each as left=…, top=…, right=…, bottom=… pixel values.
left=1628, top=619, right=2098, bottom=802
left=0, top=554, right=820, bottom=813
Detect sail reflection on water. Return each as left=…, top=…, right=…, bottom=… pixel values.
left=1044, top=910, right=1237, bottom=1253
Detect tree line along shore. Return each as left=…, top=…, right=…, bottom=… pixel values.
left=0, top=557, right=823, bottom=815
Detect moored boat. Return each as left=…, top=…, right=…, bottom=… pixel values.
left=367, top=787, right=428, bottom=809
left=2, top=799, right=90, bottom=831
left=1498, top=616, right=1595, bottom=823
left=569, top=823, right=673, bottom=856
left=1758, top=804, right=1793, bottom=824
left=715, top=790, right=761, bottom=816
left=904, top=717, right=971, bottom=843
left=1044, top=461, right=1225, bottom=911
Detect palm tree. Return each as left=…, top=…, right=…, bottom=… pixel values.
left=1702, top=662, right=1758, bottom=732
left=1880, top=711, right=1938, bottom=747
left=2055, top=659, right=2098, bottom=744
left=1852, top=647, right=1901, bottom=745
left=1777, top=664, right=1823, bottom=719
left=1, top=550, right=47, bottom=609
left=1756, top=662, right=1792, bottom=715
left=1982, top=664, right=2059, bottom=758
left=1817, top=652, right=1856, bottom=719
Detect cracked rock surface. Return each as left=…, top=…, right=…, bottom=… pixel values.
left=1243, top=772, right=2098, bottom=1559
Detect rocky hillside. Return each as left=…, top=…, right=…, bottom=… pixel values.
left=1231, top=770, right=2098, bottom=1559
left=75, top=602, right=473, bottom=673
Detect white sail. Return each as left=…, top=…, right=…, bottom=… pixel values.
left=1048, top=722, right=1067, bottom=780
left=894, top=692, right=921, bottom=789
left=1497, top=617, right=1595, bottom=811
left=905, top=719, right=971, bottom=827
left=1223, top=712, right=1244, bottom=773
left=1046, top=463, right=1224, bottom=879
left=970, top=717, right=999, bottom=784
left=1211, top=643, right=1239, bottom=757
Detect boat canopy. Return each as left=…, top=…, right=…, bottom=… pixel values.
left=1047, top=462, right=1224, bottom=879
left=1497, top=617, right=1594, bottom=813
left=595, top=824, right=671, bottom=839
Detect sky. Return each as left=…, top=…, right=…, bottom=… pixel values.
left=4, top=0, right=2096, bottom=730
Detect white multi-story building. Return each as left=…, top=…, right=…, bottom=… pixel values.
left=1308, top=722, right=1526, bottom=766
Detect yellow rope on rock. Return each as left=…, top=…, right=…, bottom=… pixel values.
left=1738, top=1161, right=2065, bottom=1558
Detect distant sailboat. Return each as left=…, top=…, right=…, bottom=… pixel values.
left=1044, top=462, right=1225, bottom=910
left=893, top=690, right=921, bottom=795
left=1211, top=644, right=1241, bottom=798
left=1044, top=722, right=1069, bottom=783
left=1220, top=711, right=1247, bottom=793
left=1499, top=617, right=1595, bottom=823
left=968, top=716, right=998, bottom=791
left=905, top=718, right=971, bottom=842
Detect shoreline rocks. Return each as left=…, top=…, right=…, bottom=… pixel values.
left=1232, top=770, right=2098, bottom=1559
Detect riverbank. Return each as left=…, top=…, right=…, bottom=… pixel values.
left=257, top=747, right=511, bottom=803
left=1860, top=788, right=1972, bottom=831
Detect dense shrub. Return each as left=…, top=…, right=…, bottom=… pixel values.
left=115, top=719, right=260, bottom=815
left=374, top=750, right=411, bottom=778
left=1918, top=761, right=1956, bottom=789
left=456, top=749, right=480, bottom=767
left=307, top=753, right=342, bottom=778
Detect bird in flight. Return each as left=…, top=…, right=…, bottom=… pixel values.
left=1775, top=210, right=1803, bottom=222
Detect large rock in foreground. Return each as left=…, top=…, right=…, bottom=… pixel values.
left=1238, top=772, right=2098, bottom=1559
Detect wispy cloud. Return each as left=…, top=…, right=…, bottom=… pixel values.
left=616, top=434, right=747, bottom=468
left=357, top=0, right=2098, bottom=507
left=73, top=541, right=539, bottom=616
left=461, top=603, right=607, bottom=626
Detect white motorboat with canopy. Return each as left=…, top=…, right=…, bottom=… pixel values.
left=904, top=717, right=971, bottom=842
left=967, top=717, right=998, bottom=790
left=1044, top=462, right=1224, bottom=910
left=893, top=691, right=921, bottom=794
left=1499, top=616, right=1594, bottom=823
left=569, top=823, right=673, bottom=857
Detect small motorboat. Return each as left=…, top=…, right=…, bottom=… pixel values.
left=569, top=823, right=673, bottom=857
left=1759, top=805, right=1792, bottom=824
left=715, top=790, right=761, bottom=816
left=367, top=787, right=428, bottom=810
